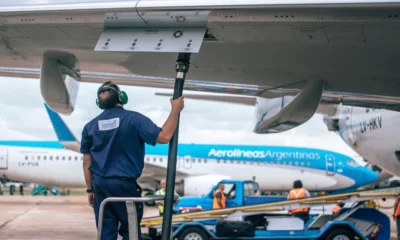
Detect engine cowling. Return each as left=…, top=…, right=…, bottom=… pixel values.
left=179, top=174, right=232, bottom=196
left=254, top=79, right=324, bottom=134
left=40, top=50, right=81, bottom=115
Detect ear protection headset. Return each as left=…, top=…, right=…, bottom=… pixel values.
left=96, top=81, right=128, bottom=109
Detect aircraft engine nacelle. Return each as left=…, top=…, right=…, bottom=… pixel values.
left=254, top=79, right=324, bottom=133
left=40, top=50, right=81, bottom=115
left=180, top=174, right=232, bottom=196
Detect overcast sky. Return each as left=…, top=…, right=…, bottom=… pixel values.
left=0, top=76, right=359, bottom=160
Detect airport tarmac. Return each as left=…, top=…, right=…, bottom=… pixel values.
left=0, top=196, right=398, bottom=240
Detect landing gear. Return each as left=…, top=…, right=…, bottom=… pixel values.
left=161, top=53, right=191, bottom=240
left=9, top=184, right=15, bottom=195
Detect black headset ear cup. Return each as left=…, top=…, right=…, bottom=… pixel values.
left=96, top=98, right=104, bottom=109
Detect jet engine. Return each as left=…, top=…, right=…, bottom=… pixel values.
left=40, top=50, right=81, bottom=115
left=254, top=79, right=324, bottom=133
left=176, top=174, right=232, bottom=196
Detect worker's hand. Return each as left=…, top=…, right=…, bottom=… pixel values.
left=88, top=193, right=94, bottom=208
left=393, top=215, right=396, bottom=221
left=170, top=96, right=184, bottom=113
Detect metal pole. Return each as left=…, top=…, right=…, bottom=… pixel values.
left=161, top=53, right=191, bottom=240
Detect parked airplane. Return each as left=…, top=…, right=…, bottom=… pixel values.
left=0, top=104, right=378, bottom=197
left=322, top=105, right=400, bottom=178
left=0, top=0, right=399, bottom=135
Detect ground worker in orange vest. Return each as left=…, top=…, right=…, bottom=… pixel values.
left=287, top=180, right=311, bottom=223
left=332, top=201, right=345, bottom=215
left=393, top=193, right=400, bottom=240
left=213, top=183, right=226, bottom=209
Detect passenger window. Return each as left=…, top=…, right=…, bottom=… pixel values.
left=68, top=156, right=71, bottom=161
left=44, top=156, right=47, bottom=160
left=75, top=156, right=78, bottom=161
left=80, top=156, right=83, bottom=161
left=307, top=162, right=310, bottom=166
left=217, top=160, right=220, bottom=164
left=62, top=156, right=65, bottom=161
left=295, top=161, right=299, bottom=165
left=37, top=156, right=40, bottom=160
left=159, top=158, right=162, bottom=162
left=153, top=158, right=156, bottom=162
left=198, top=158, right=201, bottom=163
left=50, top=156, right=53, bottom=160
left=204, top=159, right=207, bottom=163
left=301, top=162, right=304, bottom=166
left=25, top=156, right=28, bottom=160
left=56, top=156, right=59, bottom=160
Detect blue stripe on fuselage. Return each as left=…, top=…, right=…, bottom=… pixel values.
left=0, top=141, right=376, bottom=189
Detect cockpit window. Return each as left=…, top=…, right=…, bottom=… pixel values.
left=395, top=151, right=400, bottom=161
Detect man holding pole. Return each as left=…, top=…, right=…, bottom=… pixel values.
left=80, top=81, right=184, bottom=240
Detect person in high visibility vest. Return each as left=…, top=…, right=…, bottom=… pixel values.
left=213, top=183, right=227, bottom=209
left=155, top=179, right=180, bottom=216
left=287, top=180, right=311, bottom=223
left=393, top=193, right=400, bottom=239
left=332, top=201, right=345, bottom=215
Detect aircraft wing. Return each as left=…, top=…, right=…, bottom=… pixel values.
left=2, top=0, right=400, bottom=132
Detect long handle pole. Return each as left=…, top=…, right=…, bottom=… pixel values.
left=161, top=53, right=191, bottom=240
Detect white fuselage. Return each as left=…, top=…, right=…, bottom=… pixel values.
left=0, top=146, right=356, bottom=192
left=333, top=106, right=400, bottom=176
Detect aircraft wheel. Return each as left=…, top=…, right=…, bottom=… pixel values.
left=178, top=227, right=208, bottom=240
left=325, top=229, right=356, bottom=240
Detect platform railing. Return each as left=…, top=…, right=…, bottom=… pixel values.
left=97, top=195, right=178, bottom=240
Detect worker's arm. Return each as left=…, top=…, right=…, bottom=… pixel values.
left=80, top=126, right=94, bottom=207
left=83, top=154, right=92, bottom=191
left=156, top=97, right=185, bottom=144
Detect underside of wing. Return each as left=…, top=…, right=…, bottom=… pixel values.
left=1, top=0, right=400, bottom=133
left=141, top=163, right=188, bottom=183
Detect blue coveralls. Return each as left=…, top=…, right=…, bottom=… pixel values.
left=80, top=106, right=161, bottom=240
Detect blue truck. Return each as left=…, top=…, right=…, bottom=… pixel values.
left=174, top=179, right=287, bottom=213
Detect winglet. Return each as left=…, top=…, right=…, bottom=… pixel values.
left=44, top=103, right=81, bottom=152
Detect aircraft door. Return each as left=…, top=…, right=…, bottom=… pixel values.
left=0, top=148, right=7, bottom=169
left=325, top=154, right=336, bottom=176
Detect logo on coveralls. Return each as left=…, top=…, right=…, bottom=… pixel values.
left=98, top=117, right=120, bottom=131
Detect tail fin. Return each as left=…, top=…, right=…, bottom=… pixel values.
left=44, top=103, right=80, bottom=152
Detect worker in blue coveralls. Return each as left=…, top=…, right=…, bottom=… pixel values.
left=80, top=81, right=184, bottom=240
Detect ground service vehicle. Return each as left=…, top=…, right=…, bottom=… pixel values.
left=174, top=180, right=287, bottom=212
left=133, top=189, right=399, bottom=240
